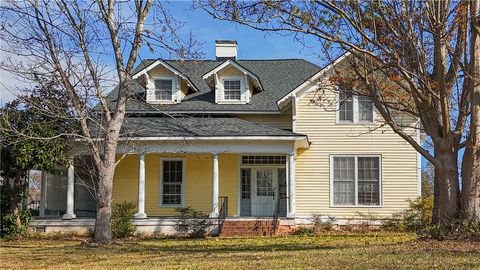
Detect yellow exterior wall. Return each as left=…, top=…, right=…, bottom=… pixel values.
left=112, top=155, right=138, bottom=205
left=294, top=87, right=419, bottom=219
left=112, top=153, right=238, bottom=217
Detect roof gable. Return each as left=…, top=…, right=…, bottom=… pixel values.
left=202, top=59, right=263, bottom=91
left=132, top=59, right=199, bottom=92
left=104, top=59, right=321, bottom=113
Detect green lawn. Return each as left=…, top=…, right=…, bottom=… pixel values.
left=1, top=232, right=479, bottom=269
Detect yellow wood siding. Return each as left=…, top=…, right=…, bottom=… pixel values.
left=219, top=154, right=239, bottom=216
left=112, top=155, right=138, bottom=205
left=220, top=65, right=243, bottom=76
left=148, top=65, right=174, bottom=77
left=295, top=88, right=419, bottom=219
left=237, top=114, right=292, bottom=130
left=112, top=153, right=238, bottom=217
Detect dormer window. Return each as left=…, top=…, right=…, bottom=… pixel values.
left=154, top=78, right=173, bottom=101
left=202, top=59, right=263, bottom=105
left=223, top=79, right=242, bottom=100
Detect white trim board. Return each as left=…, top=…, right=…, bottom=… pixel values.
left=116, top=136, right=307, bottom=142
left=114, top=141, right=299, bottom=155
left=202, top=59, right=263, bottom=91
left=329, top=154, right=383, bottom=208
left=132, top=59, right=199, bottom=92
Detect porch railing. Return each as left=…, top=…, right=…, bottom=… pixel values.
left=217, top=196, right=228, bottom=233
left=272, top=196, right=288, bottom=235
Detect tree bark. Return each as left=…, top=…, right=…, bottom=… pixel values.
left=93, top=100, right=126, bottom=243
left=432, top=142, right=460, bottom=224
left=462, top=145, right=480, bottom=220
left=11, top=170, right=23, bottom=228
left=93, top=157, right=116, bottom=243
left=461, top=0, right=480, bottom=221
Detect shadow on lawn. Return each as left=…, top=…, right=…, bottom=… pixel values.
left=124, top=242, right=338, bottom=254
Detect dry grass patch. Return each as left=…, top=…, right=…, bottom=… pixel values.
left=1, top=232, right=479, bottom=269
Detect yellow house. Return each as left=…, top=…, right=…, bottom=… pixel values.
left=31, top=41, right=420, bottom=235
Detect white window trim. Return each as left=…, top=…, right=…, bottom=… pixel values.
left=335, top=88, right=376, bottom=124
left=159, top=157, right=185, bottom=207
left=152, top=76, right=176, bottom=104
left=329, top=154, right=382, bottom=208
left=218, top=76, right=246, bottom=104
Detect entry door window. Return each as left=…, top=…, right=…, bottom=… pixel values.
left=256, top=170, right=274, bottom=196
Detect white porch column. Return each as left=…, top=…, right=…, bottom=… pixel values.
left=134, top=154, right=147, bottom=219
left=39, top=171, right=46, bottom=217
left=210, top=153, right=219, bottom=217
left=63, top=161, right=76, bottom=220
left=287, top=153, right=296, bottom=218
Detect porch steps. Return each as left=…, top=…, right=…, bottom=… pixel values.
left=219, top=220, right=277, bottom=237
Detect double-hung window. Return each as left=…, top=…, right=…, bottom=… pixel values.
left=338, top=88, right=354, bottom=121
left=337, top=87, right=374, bottom=123
left=154, top=78, right=173, bottom=101
left=160, top=159, right=183, bottom=206
left=331, top=155, right=381, bottom=206
left=223, top=79, right=242, bottom=100
left=358, top=96, right=373, bottom=122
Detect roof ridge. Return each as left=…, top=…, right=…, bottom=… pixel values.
left=160, top=58, right=310, bottom=62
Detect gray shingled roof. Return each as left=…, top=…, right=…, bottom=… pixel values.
left=102, top=59, right=321, bottom=113
left=119, top=117, right=305, bottom=138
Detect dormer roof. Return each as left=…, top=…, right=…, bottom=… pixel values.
left=102, top=59, right=321, bottom=113
left=202, top=59, right=263, bottom=91
left=132, top=59, right=199, bottom=92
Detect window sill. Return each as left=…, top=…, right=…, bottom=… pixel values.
left=147, top=100, right=178, bottom=105
left=335, top=121, right=376, bottom=125
left=216, top=100, right=247, bottom=105
left=158, top=204, right=184, bottom=208
left=330, top=205, right=382, bottom=208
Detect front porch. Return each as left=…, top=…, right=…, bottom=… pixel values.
left=29, top=216, right=296, bottom=236
left=32, top=133, right=308, bottom=235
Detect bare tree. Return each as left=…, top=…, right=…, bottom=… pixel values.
left=461, top=0, right=480, bottom=221
left=0, top=0, right=200, bottom=243
left=198, top=0, right=479, bottom=223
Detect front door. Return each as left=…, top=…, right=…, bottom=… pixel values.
left=251, top=168, right=277, bottom=216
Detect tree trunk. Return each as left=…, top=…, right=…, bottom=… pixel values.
left=461, top=0, right=480, bottom=221
left=462, top=144, right=480, bottom=220
left=432, top=143, right=460, bottom=224
left=11, top=170, right=23, bottom=228
left=93, top=151, right=117, bottom=243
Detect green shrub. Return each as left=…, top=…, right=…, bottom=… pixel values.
left=382, top=196, right=433, bottom=232
left=420, top=218, right=480, bottom=241
left=175, top=207, right=210, bottom=238
left=290, top=226, right=316, bottom=236
left=312, top=214, right=336, bottom=231
left=1, top=210, right=32, bottom=240
left=382, top=196, right=479, bottom=241
left=111, top=201, right=136, bottom=239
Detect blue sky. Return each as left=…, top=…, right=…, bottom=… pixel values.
left=0, top=1, right=433, bottom=170
left=136, top=1, right=328, bottom=66
left=0, top=1, right=328, bottom=104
